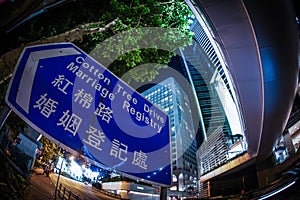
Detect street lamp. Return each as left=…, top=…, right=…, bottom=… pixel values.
left=54, top=148, right=67, bottom=200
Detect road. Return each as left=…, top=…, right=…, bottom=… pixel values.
left=25, top=168, right=119, bottom=200
left=50, top=173, right=118, bottom=200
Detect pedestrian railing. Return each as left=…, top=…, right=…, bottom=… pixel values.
left=58, top=183, right=80, bottom=200
left=57, top=182, right=122, bottom=200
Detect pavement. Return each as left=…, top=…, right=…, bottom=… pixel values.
left=22, top=166, right=300, bottom=200
left=24, top=168, right=56, bottom=200
left=24, top=168, right=118, bottom=200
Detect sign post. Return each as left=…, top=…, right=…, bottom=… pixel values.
left=5, top=43, right=172, bottom=186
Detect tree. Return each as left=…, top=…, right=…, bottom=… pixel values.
left=0, top=0, right=194, bottom=85
left=39, top=136, right=58, bottom=163
left=0, top=0, right=194, bottom=140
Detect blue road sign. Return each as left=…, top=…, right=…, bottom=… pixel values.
left=5, top=43, right=171, bottom=186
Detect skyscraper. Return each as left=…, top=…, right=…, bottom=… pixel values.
left=179, top=17, right=247, bottom=174
left=182, top=0, right=299, bottom=198
left=142, top=77, right=198, bottom=192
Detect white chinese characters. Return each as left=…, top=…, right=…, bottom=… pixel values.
left=83, top=125, right=106, bottom=151
left=33, top=93, right=58, bottom=118
left=57, top=110, right=82, bottom=136
left=74, top=89, right=93, bottom=109
left=110, top=139, right=128, bottom=161
left=32, top=63, right=151, bottom=172
left=52, top=75, right=73, bottom=94
left=94, top=102, right=113, bottom=123
left=108, top=139, right=148, bottom=170
left=132, top=150, right=148, bottom=170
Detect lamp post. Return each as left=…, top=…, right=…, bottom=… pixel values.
left=54, top=157, right=64, bottom=200
left=54, top=148, right=67, bottom=200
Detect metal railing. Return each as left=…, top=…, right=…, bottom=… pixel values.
left=57, top=184, right=80, bottom=200
left=57, top=183, right=121, bottom=200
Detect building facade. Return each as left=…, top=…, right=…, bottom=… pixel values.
left=182, top=0, right=299, bottom=198
left=178, top=16, right=248, bottom=196
left=142, top=77, right=198, bottom=192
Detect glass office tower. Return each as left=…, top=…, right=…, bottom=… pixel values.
left=142, top=77, right=198, bottom=192
left=176, top=16, right=247, bottom=197
left=179, top=16, right=247, bottom=175
left=181, top=0, right=298, bottom=198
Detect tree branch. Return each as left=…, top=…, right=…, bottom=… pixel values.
left=82, top=18, right=118, bottom=34
left=135, top=15, right=142, bottom=28
left=0, top=73, right=12, bottom=85
left=0, top=18, right=118, bottom=84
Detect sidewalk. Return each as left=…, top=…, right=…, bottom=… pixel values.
left=24, top=168, right=56, bottom=200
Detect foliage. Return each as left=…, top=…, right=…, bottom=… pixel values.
left=0, top=155, right=30, bottom=199
left=15, top=0, right=110, bottom=46
left=34, top=159, right=44, bottom=168
left=0, top=1, right=194, bottom=197
left=0, top=80, right=8, bottom=110
left=3, top=0, right=194, bottom=84
left=0, top=0, right=194, bottom=133
left=6, top=113, right=27, bottom=134
left=39, top=136, right=58, bottom=163
left=8, top=146, right=32, bottom=173
left=0, top=79, right=26, bottom=133
left=84, top=0, right=194, bottom=82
